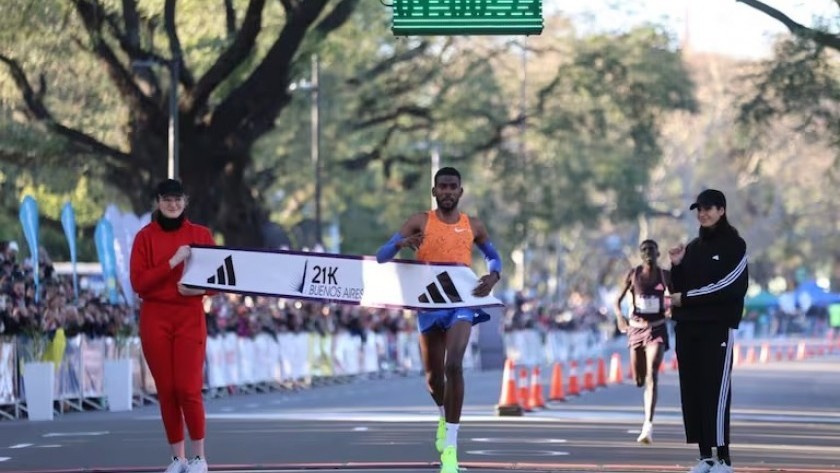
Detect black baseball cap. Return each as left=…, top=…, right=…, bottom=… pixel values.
left=690, top=189, right=726, bottom=210
left=155, top=178, right=185, bottom=197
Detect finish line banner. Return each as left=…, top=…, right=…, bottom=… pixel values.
left=181, top=245, right=504, bottom=311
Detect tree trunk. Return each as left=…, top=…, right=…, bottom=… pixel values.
left=185, top=157, right=267, bottom=247
left=126, top=121, right=268, bottom=248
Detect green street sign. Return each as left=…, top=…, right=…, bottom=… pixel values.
left=392, top=0, right=543, bottom=36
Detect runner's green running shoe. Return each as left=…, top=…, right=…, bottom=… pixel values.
left=435, top=418, right=446, bottom=453
left=440, top=445, right=459, bottom=473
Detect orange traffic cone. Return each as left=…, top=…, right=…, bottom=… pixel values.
left=596, top=357, right=608, bottom=387
left=568, top=361, right=580, bottom=396
left=787, top=345, right=795, bottom=361
left=549, top=362, right=566, bottom=401
left=659, top=357, right=667, bottom=373
left=775, top=348, right=783, bottom=362
left=495, top=358, right=523, bottom=416
left=670, top=354, right=679, bottom=371
left=796, top=342, right=807, bottom=361
left=745, top=346, right=757, bottom=364
left=529, top=366, right=546, bottom=409
left=733, top=344, right=742, bottom=366
left=583, top=359, right=596, bottom=391
left=759, top=343, right=770, bottom=363
left=608, top=353, right=623, bottom=384
left=518, top=367, right=533, bottom=412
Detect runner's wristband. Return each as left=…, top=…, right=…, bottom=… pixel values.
left=477, top=241, right=502, bottom=274
left=376, top=233, right=403, bottom=263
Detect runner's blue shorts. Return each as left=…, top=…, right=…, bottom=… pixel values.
left=417, top=308, right=491, bottom=333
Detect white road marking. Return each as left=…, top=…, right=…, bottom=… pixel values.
left=471, top=437, right=567, bottom=444
left=43, top=431, right=108, bottom=437
left=466, top=449, right=569, bottom=456
left=0, top=457, right=10, bottom=462
left=9, top=443, right=33, bottom=449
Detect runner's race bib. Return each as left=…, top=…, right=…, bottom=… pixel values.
left=635, top=296, right=661, bottom=314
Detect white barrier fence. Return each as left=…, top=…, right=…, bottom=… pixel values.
left=6, top=327, right=793, bottom=421
left=503, top=329, right=606, bottom=367
left=0, top=328, right=461, bottom=420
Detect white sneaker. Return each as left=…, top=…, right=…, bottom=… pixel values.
left=164, top=458, right=187, bottom=473
left=636, top=422, right=653, bottom=444
left=709, top=461, right=733, bottom=473
left=688, top=459, right=716, bottom=473
left=186, top=457, right=208, bottom=473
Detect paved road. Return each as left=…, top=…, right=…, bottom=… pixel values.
left=0, top=353, right=838, bottom=473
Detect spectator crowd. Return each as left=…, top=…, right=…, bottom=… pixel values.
left=6, top=236, right=830, bottom=352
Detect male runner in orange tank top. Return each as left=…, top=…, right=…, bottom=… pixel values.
left=376, top=167, right=502, bottom=473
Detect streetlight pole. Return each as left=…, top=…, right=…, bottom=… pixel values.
left=132, top=58, right=179, bottom=180
left=311, top=54, right=322, bottom=245
left=519, top=41, right=528, bottom=291
left=168, top=57, right=180, bottom=180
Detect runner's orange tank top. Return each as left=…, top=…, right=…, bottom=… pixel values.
left=416, top=211, right=473, bottom=266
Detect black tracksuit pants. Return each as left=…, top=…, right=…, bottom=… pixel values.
left=675, top=323, right=734, bottom=447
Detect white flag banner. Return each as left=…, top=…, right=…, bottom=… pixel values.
left=180, top=246, right=504, bottom=311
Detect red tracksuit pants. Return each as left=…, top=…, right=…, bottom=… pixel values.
left=140, top=302, right=207, bottom=444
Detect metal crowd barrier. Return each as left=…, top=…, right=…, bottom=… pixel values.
left=0, top=329, right=432, bottom=421
left=8, top=327, right=815, bottom=421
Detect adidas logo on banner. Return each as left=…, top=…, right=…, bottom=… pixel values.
left=418, top=271, right=463, bottom=304
left=207, top=255, right=237, bottom=286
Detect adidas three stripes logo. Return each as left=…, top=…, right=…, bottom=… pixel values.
left=207, top=255, right=237, bottom=286
left=418, top=271, right=463, bottom=304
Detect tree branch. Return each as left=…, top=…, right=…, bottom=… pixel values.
left=184, top=0, right=267, bottom=114
left=0, top=53, right=133, bottom=164
left=71, top=0, right=163, bottom=120
left=209, top=0, right=333, bottom=145
left=737, top=0, right=840, bottom=51
left=121, top=0, right=141, bottom=49
left=163, top=0, right=195, bottom=88
left=224, top=0, right=237, bottom=38
left=353, top=105, right=432, bottom=130
left=104, top=14, right=170, bottom=65
left=313, top=0, right=359, bottom=38
left=98, top=3, right=163, bottom=96
left=278, top=0, right=296, bottom=13
left=346, top=41, right=430, bottom=86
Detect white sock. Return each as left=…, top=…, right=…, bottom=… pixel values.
left=445, top=422, right=459, bottom=447
left=643, top=420, right=652, bottom=429
left=438, top=405, right=445, bottom=418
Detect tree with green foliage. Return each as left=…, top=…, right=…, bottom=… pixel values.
left=1, top=0, right=363, bottom=246
left=737, top=0, right=840, bottom=155
left=1, top=2, right=696, bottom=286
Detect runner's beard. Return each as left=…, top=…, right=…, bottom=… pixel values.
left=436, top=197, right=458, bottom=211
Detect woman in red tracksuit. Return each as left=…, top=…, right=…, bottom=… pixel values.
left=130, top=179, right=215, bottom=473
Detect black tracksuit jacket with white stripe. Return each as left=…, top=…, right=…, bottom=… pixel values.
left=670, top=224, right=748, bottom=329
left=670, top=223, right=748, bottom=447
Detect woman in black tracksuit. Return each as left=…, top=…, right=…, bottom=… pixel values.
left=668, top=189, right=748, bottom=473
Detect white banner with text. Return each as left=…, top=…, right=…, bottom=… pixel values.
left=180, top=246, right=504, bottom=311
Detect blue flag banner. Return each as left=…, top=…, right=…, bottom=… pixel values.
left=104, top=205, right=148, bottom=307
left=60, top=202, right=79, bottom=302
left=18, top=196, right=40, bottom=304
left=94, top=219, right=119, bottom=305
